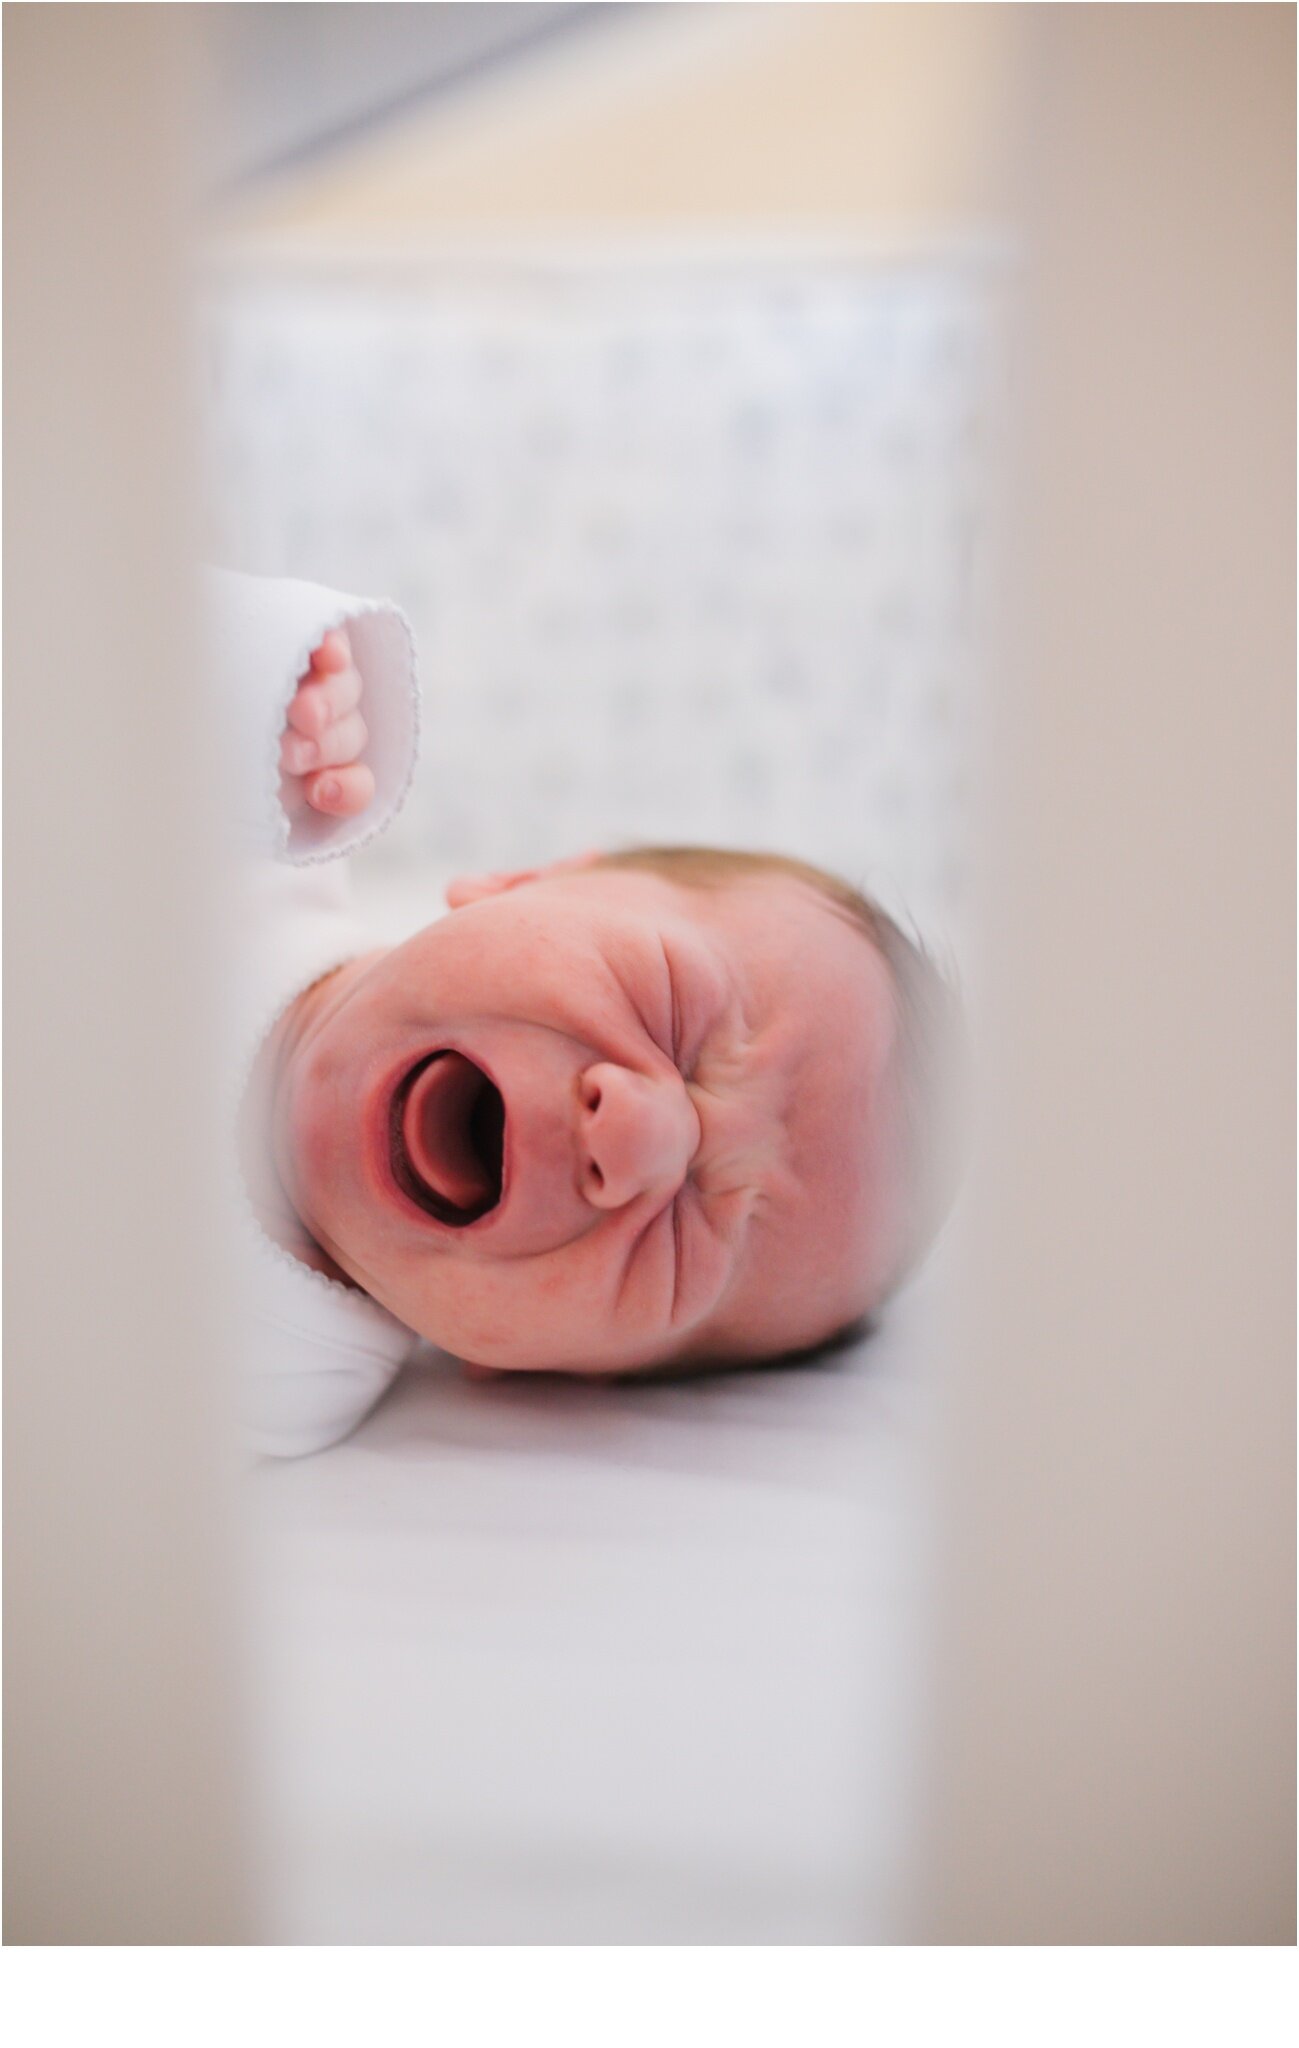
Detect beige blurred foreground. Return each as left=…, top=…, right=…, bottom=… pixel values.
left=914, top=5, right=1295, bottom=1943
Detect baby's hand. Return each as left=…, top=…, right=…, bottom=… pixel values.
left=279, top=628, right=375, bottom=820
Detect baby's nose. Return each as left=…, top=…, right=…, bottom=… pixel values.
left=578, top=1062, right=701, bottom=1211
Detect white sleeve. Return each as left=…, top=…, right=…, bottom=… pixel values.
left=204, top=567, right=421, bottom=866
left=238, top=1250, right=419, bottom=1460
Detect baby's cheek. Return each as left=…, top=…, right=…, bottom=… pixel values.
left=395, top=1260, right=529, bottom=1364
left=423, top=1253, right=613, bottom=1369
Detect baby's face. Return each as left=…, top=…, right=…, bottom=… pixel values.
left=270, top=865, right=901, bottom=1374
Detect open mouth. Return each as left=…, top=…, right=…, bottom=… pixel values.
left=389, top=1050, right=506, bottom=1226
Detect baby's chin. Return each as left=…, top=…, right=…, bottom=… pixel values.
left=387, top=1303, right=689, bottom=1379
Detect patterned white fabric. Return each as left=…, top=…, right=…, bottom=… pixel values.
left=201, top=257, right=998, bottom=956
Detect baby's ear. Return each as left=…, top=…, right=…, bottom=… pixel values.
left=444, top=869, right=532, bottom=908
left=445, top=850, right=602, bottom=909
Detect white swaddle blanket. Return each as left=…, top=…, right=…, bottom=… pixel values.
left=207, top=568, right=427, bottom=1457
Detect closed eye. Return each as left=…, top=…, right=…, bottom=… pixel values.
left=664, top=953, right=690, bottom=1314
left=660, top=941, right=682, bottom=1067
left=670, top=1193, right=686, bottom=1321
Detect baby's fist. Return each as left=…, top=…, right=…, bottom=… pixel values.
left=279, top=628, right=375, bottom=820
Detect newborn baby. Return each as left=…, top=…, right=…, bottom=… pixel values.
left=217, top=572, right=956, bottom=1454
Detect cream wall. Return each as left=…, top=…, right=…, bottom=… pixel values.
left=212, top=3, right=1016, bottom=252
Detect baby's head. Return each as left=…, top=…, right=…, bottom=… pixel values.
left=271, top=846, right=961, bottom=1377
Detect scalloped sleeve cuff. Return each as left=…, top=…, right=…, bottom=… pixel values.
left=204, top=567, right=421, bottom=865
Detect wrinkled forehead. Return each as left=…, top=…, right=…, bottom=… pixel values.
left=664, top=870, right=896, bottom=1044
left=579, top=865, right=896, bottom=1066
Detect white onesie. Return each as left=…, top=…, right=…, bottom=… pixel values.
left=208, top=568, right=426, bottom=1458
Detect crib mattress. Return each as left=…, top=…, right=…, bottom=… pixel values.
left=241, top=1271, right=941, bottom=1943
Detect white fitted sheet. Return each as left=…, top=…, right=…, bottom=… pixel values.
left=241, top=1270, right=942, bottom=1944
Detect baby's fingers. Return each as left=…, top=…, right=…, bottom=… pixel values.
left=285, top=659, right=363, bottom=740
left=309, top=629, right=352, bottom=675
left=280, top=708, right=368, bottom=776
left=304, top=762, right=375, bottom=819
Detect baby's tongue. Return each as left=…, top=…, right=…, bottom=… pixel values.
left=402, top=1052, right=493, bottom=1211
